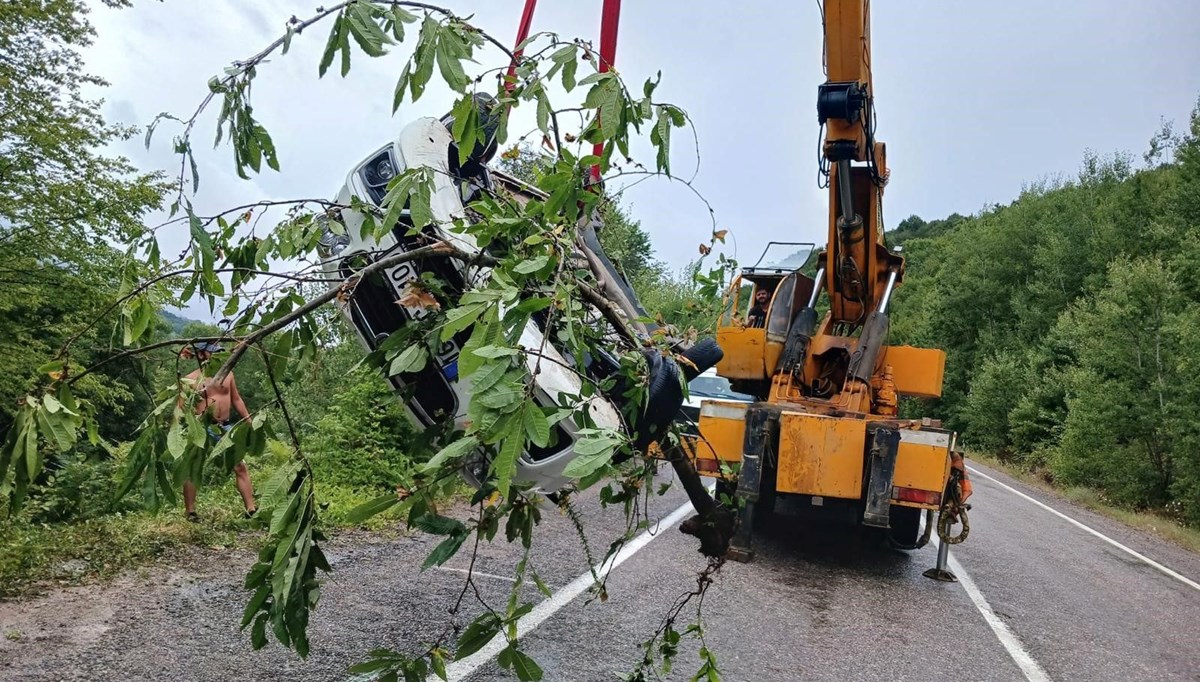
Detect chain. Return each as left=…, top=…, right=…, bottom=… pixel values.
left=936, top=467, right=971, bottom=545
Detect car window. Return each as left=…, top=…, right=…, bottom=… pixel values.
left=688, top=376, right=753, bottom=401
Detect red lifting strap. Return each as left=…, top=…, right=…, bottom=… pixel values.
left=591, top=0, right=622, bottom=182
left=503, top=0, right=620, bottom=183
left=505, top=0, right=539, bottom=93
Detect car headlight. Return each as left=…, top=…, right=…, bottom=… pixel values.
left=360, top=149, right=398, bottom=205
left=316, top=215, right=351, bottom=257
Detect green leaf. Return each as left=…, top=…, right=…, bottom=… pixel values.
left=441, top=302, right=485, bottom=341
left=251, top=613, right=269, bottom=649
left=348, top=655, right=396, bottom=675
left=473, top=345, right=518, bottom=360
left=345, top=493, right=402, bottom=524
left=430, top=648, right=448, bottom=680
left=318, top=14, right=344, bottom=77
left=469, top=361, right=512, bottom=395
left=166, top=417, right=186, bottom=458
left=514, top=255, right=549, bottom=274
left=451, top=94, right=479, bottom=166
left=392, top=5, right=417, bottom=28
left=388, top=345, right=428, bottom=376
left=347, top=3, right=390, bottom=57
left=413, top=513, right=466, bottom=536
left=562, top=56, right=578, bottom=91
left=41, top=394, right=63, bottom=414
left=339, top=12, right=353, bottom=77
left=535, top=89, right=551, bottom=134
left=562, top=434, right=620, bottom=479
left=410, top=17, right=439, bottom=101
left=393, top=62, right=412, bottom=113
left=435, top=32, right=469, bottom=93
left=422, top=532, right=467, bottom=569
left=455, top=612, right=502, bottom=660
left=409, top=173, right=434, bottom=228
left=498, top=645, right=544, bottom=682
left=241, top=585, right=270, bottom=628
left=514, top=297, right=552, bottom=314
left=523, top=408, right=550, bottom=448
left=256, top=125, right=280, bottom=172
left=492, top=426, right=523, bottom=499
left=186, top=410, right=207, bottom=448
left=530, top=567, right=552, bottom=597
left=258, top=460, right=301, bottom=514
left=422, top=435, right=480, bottom=472
left=188, top=211, right=215, bottom=263
left=479, top=384, right=523, bottom=410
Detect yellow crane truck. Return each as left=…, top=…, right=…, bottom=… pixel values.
left=687, top=0, right=972, bottom=576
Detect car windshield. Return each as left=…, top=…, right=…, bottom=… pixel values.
left=688, top=375, right=753, bottom=401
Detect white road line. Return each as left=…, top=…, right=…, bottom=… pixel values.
left=969, top=466, right=1200, bottom=592
left=932, top=537, right=1052, bottom=682
left=436, top=566, right=518, bottom=583
left=444, top=495, right=700, bottom=682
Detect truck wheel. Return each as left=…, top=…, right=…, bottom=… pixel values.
left=888, top=505, right=922, bottom=549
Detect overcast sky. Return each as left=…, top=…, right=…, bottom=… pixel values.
left=85, top=0, right=1200, bottom=318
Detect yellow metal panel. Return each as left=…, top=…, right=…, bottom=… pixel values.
left=696, top=401, right=748, bottom=464
left=715, top=327, right=766, bottom=380
left=777, top=412, right=865, bottom=499
left=892, top=429, right=952, bottom=509
left=880, top=345, right=945, bottom=399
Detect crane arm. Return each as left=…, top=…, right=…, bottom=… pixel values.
left=816, top=0, right=901, bottom=329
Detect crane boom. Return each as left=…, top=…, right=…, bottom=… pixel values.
left=816, top=0, right=902, bottom=330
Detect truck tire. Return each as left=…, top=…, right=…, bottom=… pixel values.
left=888, top=505, right=922, bottom=549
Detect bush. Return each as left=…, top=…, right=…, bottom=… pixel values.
left=23, top=455, right=140, bottom=524
left=305, top=368, right=421, bottom=490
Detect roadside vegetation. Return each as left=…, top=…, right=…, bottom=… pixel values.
left=891, top=104, right=1200, bottom=529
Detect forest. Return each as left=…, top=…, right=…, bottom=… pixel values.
left=889, top=109, right=1200, bottom=525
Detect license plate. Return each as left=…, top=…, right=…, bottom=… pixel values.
left=382, top=247, right=462, bottom=372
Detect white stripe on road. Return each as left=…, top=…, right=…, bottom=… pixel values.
left=436, top=566, right=517, bottom=583
left=969, top=466, right=1200, bottom=592
left=933, top=536, right=1052, bottom=682
left=444, top=495, right=701, bottom=681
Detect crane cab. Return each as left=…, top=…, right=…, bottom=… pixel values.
left=715, top=242, right=817, bottom=390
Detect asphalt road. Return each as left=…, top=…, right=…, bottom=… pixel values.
left=3, top=460, right=1199, bottom=681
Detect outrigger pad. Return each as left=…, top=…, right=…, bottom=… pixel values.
left=862, top=425, right=900, bottom=528
left=922, top=566, right=958, bottom=583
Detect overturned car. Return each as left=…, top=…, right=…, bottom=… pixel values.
left=318, top=98, right=720, bottom=493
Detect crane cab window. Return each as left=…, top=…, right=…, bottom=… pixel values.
left=719, top=279, right=755, bottom=327
left=765, top=274, right=797, bottom=341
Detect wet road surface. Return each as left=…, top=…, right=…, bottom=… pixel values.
left=2, top=460, right=1198, bottom=681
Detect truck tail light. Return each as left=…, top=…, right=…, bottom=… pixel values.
left=892, top=486, right=941, bottom=506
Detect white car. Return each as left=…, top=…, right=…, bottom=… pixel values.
left=679, top=368, right=753, bottom=434
left=319, top=97, right=721, bottom=493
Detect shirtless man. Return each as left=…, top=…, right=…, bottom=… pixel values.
left=180, top=342, right=257, bottom=521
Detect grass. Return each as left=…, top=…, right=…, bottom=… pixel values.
left=0, top=466, right=410, bottom=600
left=968, top=451, right=1200, bottom=554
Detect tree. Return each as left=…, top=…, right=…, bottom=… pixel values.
left=1053, top=258, right=1181, bottom=507
left=0, top=0, right=168, bottom=432
left=1, top=3, right=731, bottom=679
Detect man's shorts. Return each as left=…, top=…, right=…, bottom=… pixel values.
left=205, top=421, right=233, bottom=443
